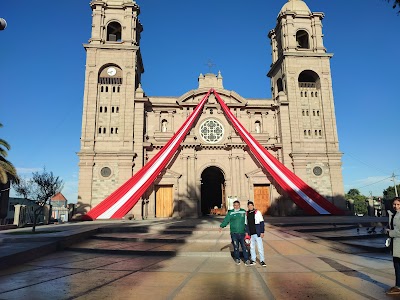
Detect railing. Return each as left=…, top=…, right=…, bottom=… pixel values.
left=299, top=82, right=316, bottom=88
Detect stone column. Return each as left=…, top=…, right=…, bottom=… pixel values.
left=229, top=153, right=237, bottom=197
left=186, top=155, right=191, bottom=198
left=239, top=156, right=246, bottom=200
left=189, top=155, right=196, bottom=199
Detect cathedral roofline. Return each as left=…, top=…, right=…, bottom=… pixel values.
left=176, top=88, right=247, bottom=107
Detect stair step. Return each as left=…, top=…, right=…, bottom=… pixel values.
left=67, top=239, right=234, bottom=257
left=91, top=233, right=232, bottom=244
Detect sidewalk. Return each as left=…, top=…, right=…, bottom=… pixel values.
left=0, top=216, right=394, bottom=299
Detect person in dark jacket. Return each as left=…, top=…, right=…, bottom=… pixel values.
left=220, top=200, right=250, bottom=266
left=245, top=201, right=266, bottom=267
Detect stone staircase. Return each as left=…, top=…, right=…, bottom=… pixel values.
left=64, top=218, right=390, bottom=258
left=273, top=221, right=389, bottom=253
left=66, top=219, right=236, bottom=257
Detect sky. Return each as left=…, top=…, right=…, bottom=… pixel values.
left=1, top=0, right=399, bottom=203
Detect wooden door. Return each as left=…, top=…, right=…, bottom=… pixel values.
left=253, top=185, right=270, bottom=215
left=155, top=185, right=173, bottom=217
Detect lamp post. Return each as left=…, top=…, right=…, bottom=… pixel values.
left=0, top=18, right=7, bottom=30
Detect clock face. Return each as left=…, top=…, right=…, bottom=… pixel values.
left=107, top=67, right=117, bottom=76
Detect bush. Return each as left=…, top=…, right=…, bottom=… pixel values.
left=354, top=197, right=368, bottom=215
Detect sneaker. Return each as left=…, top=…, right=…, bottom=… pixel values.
left=250, top=260, right=256, bottom=266
left=235, top=259, right=241, bottom=265
left=245, top=260, right=251, bottom=266
left=260, top=261, right=267, bottom=267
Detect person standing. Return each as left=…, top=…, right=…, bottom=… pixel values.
left=245, top=201, right=266, bottom=267
left=386, top=197, right=400, bottom=295
left=219, top=200, right=250, bottom=266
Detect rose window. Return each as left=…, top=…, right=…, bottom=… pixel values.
left=199, top=119, right=224, bottom=144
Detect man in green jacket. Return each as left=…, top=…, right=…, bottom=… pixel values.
left=219, top=200, right=250, bottom=265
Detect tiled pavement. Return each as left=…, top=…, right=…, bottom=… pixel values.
left=0, top=216, right=396, bottom=300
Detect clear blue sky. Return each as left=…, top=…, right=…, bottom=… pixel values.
left=1, top=0, right=399, bottom=203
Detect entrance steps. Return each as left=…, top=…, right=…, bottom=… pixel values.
left=66, top=220, right=236, bottom=257
left=274, top=222, right=388, bottom=253
left=65, top=217, right=390, bottom=258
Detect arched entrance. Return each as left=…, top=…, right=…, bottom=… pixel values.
left=201, top=166, right=225, bottom=215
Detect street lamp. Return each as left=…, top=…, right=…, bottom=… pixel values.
left=0, top=18, right=7, bottom=30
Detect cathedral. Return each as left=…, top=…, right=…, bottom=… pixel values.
left=77, top=0, right=346, bottom=219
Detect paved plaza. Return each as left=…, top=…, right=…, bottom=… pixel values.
left=0, top=216, right=396, bottom=299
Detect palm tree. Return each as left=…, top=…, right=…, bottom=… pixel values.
left=388, top=0, right=400, bottom=13
left=0, top=123, right=18, bottom=184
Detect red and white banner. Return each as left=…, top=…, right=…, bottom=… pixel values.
left=212, top=89, right=343, bottom=215
left=84, top=88, right=343, bottom=219
left=85, top=90, right=212, bottom=220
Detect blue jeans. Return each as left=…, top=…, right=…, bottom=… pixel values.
left=231, top=233, right=249, bottom=261
left=394, top=257, right=400, bottom=287
left=250, top=234, right=265, bottom=262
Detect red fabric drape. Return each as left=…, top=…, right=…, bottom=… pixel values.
left=85, top=89, right=212, bottom=220
left=84, top=88, right=343, bottom=220
left=212, top=89, right=343, bottom=215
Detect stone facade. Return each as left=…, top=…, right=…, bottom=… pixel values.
left=77, top=0, right=346, bottom=218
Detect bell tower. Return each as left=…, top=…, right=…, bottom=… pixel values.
left=77, top=0, right=144, bottom=212
left=268, top=0, right=345, bottom=206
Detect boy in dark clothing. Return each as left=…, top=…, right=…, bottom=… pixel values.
left=245, top=201, right=266, bottom=267
left=220, top=200, right=250, bottom=266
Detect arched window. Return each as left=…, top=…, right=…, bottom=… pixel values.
left=107, top=22, right=122, bottom=42
left=255, top=121, right=261, bottom=133
left=277, top=78, right=284, bottom=93
left=313, top=110, right=315, bottom=116
left=112, top=107, right=115, bottom=113
left=98, top=127, right=102, bottom=134
left=101, top=86, right=104, bottom=92
left=106, top=86, right=109, bottom=92
left=111, top=128, right=114, bottom=134
left=317, top=110, right=320, bottom=116
left=115, top=128, right=119, bottom=134
left=161, top=119, right=168, bottom=132
left=301, top=91, right=303, bottom=97
left=116, top=107, right=119, bottom=113
left=296, top=30, right=309, bottom=49
left=302, top=110, right=305, bottom=116
left=308, top=130, right=311, bottom=136
left=100, top=107, right=103, bottom=113
left=117, top=86, right=120, bottom=93
left=104, top=106, right=108, bottom=113
left=298, top=70, right=320, bottom=89
left=304, top=130, right=307, bottom=136
left=306, top=110, right=309, bottom=116
left=103, top=128, right=106, bottom=134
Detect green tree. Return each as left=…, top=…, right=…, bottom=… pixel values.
left=14, top=168, right=64, bottom=232
left=345, top=189, right=368, bottom=215
left=0, top=123, right=18, bottom=184
left=388, top=0, right=400, bottom=13
left=383, top=184, right=400, bottom=200
left=346, top=189, right=361, bottom=197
